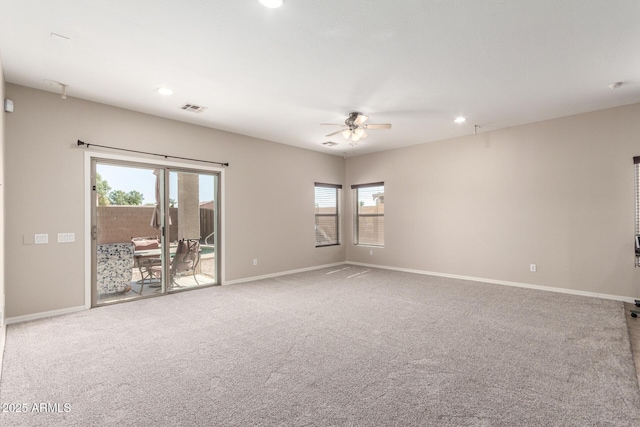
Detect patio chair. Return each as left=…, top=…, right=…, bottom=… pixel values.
left=150, top=238, right=200, bottom=289
left=131, top=236, right=161, bottom=294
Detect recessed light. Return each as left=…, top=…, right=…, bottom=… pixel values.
left=157, top=87, right=174, bottom=96
left=454, top=116, right=466, bottom=124
left=259, top=0, right=284, bottom=8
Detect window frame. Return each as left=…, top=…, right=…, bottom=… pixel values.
left=634, top=158, right=640, bottom=266
left=352, top=182, right=385, bottom=247
left=314, top=182, right=342, bottom=247
left=633, top=156, right=640, bottom=234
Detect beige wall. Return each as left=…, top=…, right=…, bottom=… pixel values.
left=0, top=56, right=6, bottom=332
left=4, top=83, right=345, bottom=318
left=5, top=80, right=640, bottom=319
left=347, top=103, right=640, bottom=298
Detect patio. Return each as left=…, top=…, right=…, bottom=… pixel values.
left=97, top=250, right=217, bottom=305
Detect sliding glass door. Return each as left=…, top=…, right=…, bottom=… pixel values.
left=91, top=160, right=167, bottom=305
left=166, top=169, right=218, bottom=291
left=91, top=159, right=220, bottom=306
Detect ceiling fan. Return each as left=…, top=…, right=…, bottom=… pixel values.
left=322, top=112, right=392, bottom=144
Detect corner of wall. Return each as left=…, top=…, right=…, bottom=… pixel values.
left=0, top=53, right=6, bottom=377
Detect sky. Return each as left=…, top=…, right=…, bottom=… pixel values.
left=97, top=164, right=215, bottom=205
left=356, top=185, right=384, bottom=206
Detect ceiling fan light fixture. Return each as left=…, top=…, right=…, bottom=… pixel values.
left=259, top=0, right=284, bottom=8
left=354, top=114, right=369, bottom=125
left=322, top=112, right=391, bottom=143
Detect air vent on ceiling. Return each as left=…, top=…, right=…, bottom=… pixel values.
left=180, top=103, right=208, bottom=113
left=322, top=141, right=338, bottom=147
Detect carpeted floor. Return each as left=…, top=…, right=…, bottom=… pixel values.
left=1, top=266, right=639, bottom=426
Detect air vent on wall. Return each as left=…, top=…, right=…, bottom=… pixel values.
left=180, top=103, right=208, bottom=113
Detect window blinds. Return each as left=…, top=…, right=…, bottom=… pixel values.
left=352, top=182, right=384, bottom=246
left=315, top=183, right=341, bottom=247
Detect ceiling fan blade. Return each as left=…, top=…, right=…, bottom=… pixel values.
left=320, top=123, right=345, bottom=126
left=325, top=129, right=345, bottom=137
left=363, top=123, right=392, bottom=130
left=354, top=114, right=369, bottom=125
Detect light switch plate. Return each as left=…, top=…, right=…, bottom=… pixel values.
left=35, top=234, right=48, bottom=244
left=58, top=233, right=75, bottom=243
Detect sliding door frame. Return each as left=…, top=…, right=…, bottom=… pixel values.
left=84, top=151, right=226, bottom=309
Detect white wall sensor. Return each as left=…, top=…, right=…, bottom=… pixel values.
left=4, top=98, right=14, bottom=113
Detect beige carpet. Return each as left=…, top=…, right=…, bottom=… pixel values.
left=1, top=266, right=639, bottom=426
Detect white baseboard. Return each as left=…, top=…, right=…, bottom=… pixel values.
left=6, top=305, right=87, bottom=325
left=7, top=263, right=346, bottom=324
left=347, top=261, right=638, bottom=304
left=7, top=263, right=635, bottom=326
left=224, top=262, right=347, bottom=286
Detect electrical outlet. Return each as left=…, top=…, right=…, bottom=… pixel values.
left=369, top=250, right=373, bottom=256
left=253, top=259, right=258, bottom=266
left=530, top=264, right=537, bottom=272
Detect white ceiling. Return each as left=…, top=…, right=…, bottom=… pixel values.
left=1, top=0, right=639, bottom=157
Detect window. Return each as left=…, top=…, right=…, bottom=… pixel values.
left=352, top=182, right=384, bottom=246
left=315, top=183, right=341, bottom=247
left=635, top=158, right=640, bottom=263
